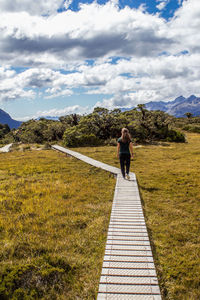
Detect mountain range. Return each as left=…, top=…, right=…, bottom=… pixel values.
left=0, top=109, right=22, bottom=129
left=1, top=95, right=200, bottom=129
left=144, top=95, right=200, bottom=117
left=121, top=95, right=200, bottom=117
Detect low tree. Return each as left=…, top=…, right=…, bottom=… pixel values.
left=137, top=104, right=147, bottom=120
left=184, top=112, right=193, bottom=119
left=59, top=114, right=81, bottom=126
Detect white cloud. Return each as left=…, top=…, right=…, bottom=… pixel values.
left=168, top=0, right=200, bottom=54
left=0, top=0, right=199, bottom=69
left=0, top=2, right=172, bottom=68
left=0, top=86, right=35, bottom=102
left=156, top=1, right=169, bottom=11
left=35, top=105, right=90, bottom=117
left=95, top=90, right=162, bottom=110
left=0, top=0, right=200, bottom=115
left=0, top=66, right=16, bottom=79
left=63, top=0, right=74, bottom=10
left=1, top=50, right=200, bottom=107
left=14, top=104, right=90, bottom=121
left=45, top=88, right=73, bottom=99
left=0, top=68, right=67, bottom=101
left=0, top=0, right=64, bottom=15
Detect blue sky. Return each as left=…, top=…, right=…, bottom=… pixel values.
left=0, top=0, right=200, bottom=121
left=66, top=0, right=182, bottom=19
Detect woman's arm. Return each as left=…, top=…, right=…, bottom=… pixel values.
left=117, top=142, right=120, bottom=158
left=129, top=142, right=134, bottom=158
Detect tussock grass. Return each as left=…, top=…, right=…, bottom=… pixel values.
left=75, top=133, right=200, bottom=300
left=1, top=134, right=199, bottom=299
left=0, top=149, right=115, bottom=299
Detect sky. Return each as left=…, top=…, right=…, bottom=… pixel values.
left=0, top=0, right=200, bottom=121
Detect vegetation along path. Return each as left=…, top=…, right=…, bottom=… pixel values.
left=52, top=145, right=162, bottom=300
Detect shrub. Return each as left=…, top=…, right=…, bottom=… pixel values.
left=63, top=127, right=81, bottom=147
left=63, top=127, right=101, bottom=147
left=105, top=138, right=118, bottom=146
left=166, top=129, right=185, bottom=142
left=12, top=120, right=66, bottom=144
left=78, top=133, right=101, bottom=146
left=0, top=123, right=10, bottom=139
left=0, top=261, right=68, bottom=299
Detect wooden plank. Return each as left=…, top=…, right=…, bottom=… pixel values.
left=98, top=283, right=161, bottom=294
left=100, top=275, right=158, bottom=285
left=97, top=294, right=162, bottom=300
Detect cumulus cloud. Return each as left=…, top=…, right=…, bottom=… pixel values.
left=0, top=88, right=35, bottom=102
left=0, top=0, right=200, bottom=115
left=88, top=51, right=200, bottom=108
left=0, top=68, right=73, bottom=101
left=0, top=0, right=199, bottom=69
left=45, top=88, right=73, bottom=99
left=0, top=66, right=16, bottom=79
left=168, top=0, right=200, bottom=54
left=15, top=104, right=90, bottom=121
left=156, top=1, right=169, bottom=11
left=95, top=90, right=162, bottom=110
left=1, top=50, right=200, bottom=107
left=35, top=105, right=90, bottom=118
left=0, top=0, right=64, bottom=15
left=0, top=2, right=173, bottom=68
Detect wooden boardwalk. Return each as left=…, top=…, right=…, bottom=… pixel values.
left=52, top=145, right=162, bottom=300
left=0, top=143, right=12, bottom=153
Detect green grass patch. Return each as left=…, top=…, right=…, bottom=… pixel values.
left=74, top=133, right=200, bottom=300
left=0, top=149, right=115, bottom=299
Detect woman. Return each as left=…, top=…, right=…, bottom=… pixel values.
left=117, top=128, right=134, bottom=179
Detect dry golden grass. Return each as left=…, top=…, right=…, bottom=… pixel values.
left=74, top=132, right=200, bottom=300
left=1, top=133, right=200, bottom=299
left=0, top=148, right=115, bottom=299
left=134, top=134, right=200, bottom=300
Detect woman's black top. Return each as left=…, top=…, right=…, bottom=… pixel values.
left=118, top=137, right=130, bottom=154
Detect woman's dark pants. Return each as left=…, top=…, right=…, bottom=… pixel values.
left=119, top=153, right=131, bottom=178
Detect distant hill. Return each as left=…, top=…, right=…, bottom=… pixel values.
left=0, top=109, right=22, bottom=129
left=121, top=95, right=200, bottom=117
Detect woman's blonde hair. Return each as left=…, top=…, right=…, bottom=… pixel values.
left=121, top=128, right=131, bottom=143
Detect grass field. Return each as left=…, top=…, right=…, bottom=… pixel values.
left=0, top=149, right=115, bottom=299
left=0, top=132, right=200, bottom=299
left=75, top=132, right=200, bottom=300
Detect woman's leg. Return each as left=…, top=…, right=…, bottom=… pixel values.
left=119, top=154, right=125, bottom=178
left=125, top=154, right=131, bottom=175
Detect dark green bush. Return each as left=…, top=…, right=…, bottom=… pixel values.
left=12, top=119, right=66, bottom=144
left=166, top=129, right=185, bottom=142
left=62, top=107, right=187, bottom=146
left=0, top=124, right=10, bottom=139
left=0, top=258, right=72, bottom=300
left=63, top=127, right=101, bottom=147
